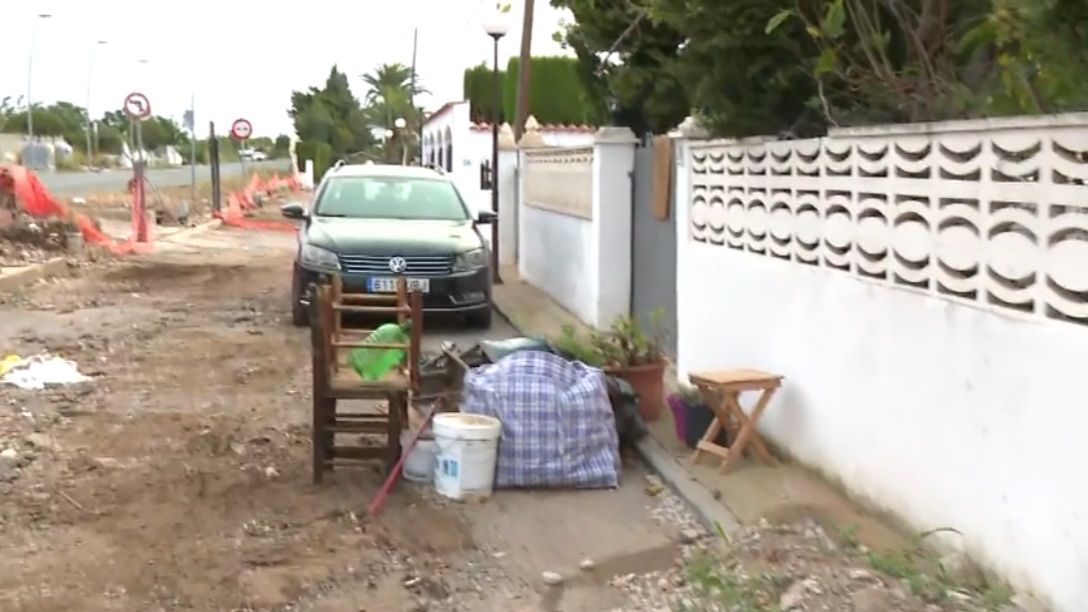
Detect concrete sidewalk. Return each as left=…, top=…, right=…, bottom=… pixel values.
left=492, top=265, right=913, bottom=553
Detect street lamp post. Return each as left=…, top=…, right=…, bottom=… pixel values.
left=394, top=117, right=408, bottom=165
left=27, top=13, right=52, bottom=145
left=85, top=40, right=107, bottom=169
left=483, top=13, right=509, bottom=285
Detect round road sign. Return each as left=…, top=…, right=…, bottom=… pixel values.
left=231, top=118, right=253, bottom=141
left=123, top=92, right=152, bottom=121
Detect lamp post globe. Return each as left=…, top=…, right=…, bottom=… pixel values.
left=482, top=13, right=509, bottom=39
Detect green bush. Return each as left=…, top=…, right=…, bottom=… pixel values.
left=463, top=63, right=506, bottom=123
left=295, top=140, right=313, bottom=174
left=502, top=56, right=607, bottom=126
left=311, top=141, right=332, bottom=183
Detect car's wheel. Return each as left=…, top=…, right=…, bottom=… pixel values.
left=466, top=307, right=493, bottom=330
left=291, top=270, right=308, bottom=327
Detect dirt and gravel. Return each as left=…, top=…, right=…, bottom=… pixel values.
left=0, top=226, right=700, bottom=612
left=1, top=222, right=1022, bottom=612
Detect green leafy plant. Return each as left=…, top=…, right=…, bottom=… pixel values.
left=590, top=309, right=667, bottom=368
left=551, top=310, right=667, bottom=368
left=550, top=324, right=605, bottom=366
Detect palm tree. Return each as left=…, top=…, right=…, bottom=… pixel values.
left=361, top=63, right=428, bottom=163
left=361, top=63, right=427, bottom=105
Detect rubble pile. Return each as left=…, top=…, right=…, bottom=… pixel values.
left=0, top=218, right=80, bottom=266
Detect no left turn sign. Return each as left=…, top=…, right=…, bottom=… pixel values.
left=231, top=118, right=253, bottom=141
left=123, top=92, right=152, bottom=121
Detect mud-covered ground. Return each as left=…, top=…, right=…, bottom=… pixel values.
left=0, top=226, right=707, bottom=612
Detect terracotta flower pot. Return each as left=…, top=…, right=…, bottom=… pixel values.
left=605, top=361, right=667, bottom=422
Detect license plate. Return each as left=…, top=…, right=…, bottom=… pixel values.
left=367, top=277, right=430, bottom=293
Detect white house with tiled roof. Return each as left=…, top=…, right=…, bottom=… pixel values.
left=421, top=100, right=595, bottom=215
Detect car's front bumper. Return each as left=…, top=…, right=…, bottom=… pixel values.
left=295, top=264, right=491, bottom=313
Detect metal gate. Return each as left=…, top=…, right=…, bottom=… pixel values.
left=630, top=138, right=678, bottom=357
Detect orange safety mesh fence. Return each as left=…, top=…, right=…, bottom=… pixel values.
left=213, top=170, right=302, bottom=233
left=1, top=164, right=151, bottom=255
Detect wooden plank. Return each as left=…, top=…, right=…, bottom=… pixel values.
left=689, top=368, right=782, bottom=386
left=333, top=304, right=411, bottom=314
left=332, top=341, right=410, bottom=350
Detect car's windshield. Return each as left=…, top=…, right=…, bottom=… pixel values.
left=314, top=176, right=469, bottom=221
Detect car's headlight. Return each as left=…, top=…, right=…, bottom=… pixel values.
left=300, top=244, right=340, bottom=270
left=452, top=248, right=487, bottom=272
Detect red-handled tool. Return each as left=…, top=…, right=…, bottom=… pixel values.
left=367, top=399, right=443, bottom=517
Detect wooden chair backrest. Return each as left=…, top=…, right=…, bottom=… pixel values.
left=313, top=276, right=424, bottom=390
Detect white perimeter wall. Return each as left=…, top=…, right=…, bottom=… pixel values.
left=520, top=203, right=597, bottom=323
left=675, top=114, right=1088, bottom=612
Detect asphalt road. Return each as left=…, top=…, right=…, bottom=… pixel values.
left=39, top=159, right=291, bottom=196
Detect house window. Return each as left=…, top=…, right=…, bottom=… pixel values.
left=445, top=142, right=453, bottom=172
left=480, top=159, right=492, bottom=189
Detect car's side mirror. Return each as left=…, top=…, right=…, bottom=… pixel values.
left=476, top=210, right=498, bottom=224
left=281, top=202, right=309, bottom=221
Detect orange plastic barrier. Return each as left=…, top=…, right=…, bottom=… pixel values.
left=1, top=164, right=151, bottom=255
left=214, top=170, right=301, bottom=233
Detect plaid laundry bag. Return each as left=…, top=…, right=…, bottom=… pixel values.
left=462, top=351, right=621, bottom=488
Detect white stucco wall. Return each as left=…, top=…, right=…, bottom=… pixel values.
left=516, top=127, right=636, bottom=328
left=519, top=203, right=597, bottom=323
left=673, top=115, right=1088, bottom=612
left=677, top=242, right=1088, bottom=611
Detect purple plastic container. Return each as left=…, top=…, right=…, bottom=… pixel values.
left=666, top=393, right=687, bottom=443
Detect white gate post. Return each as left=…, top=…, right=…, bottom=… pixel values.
left=592, top=126, right=639, bottom=328
left=497, top=123, right=519, bottom=267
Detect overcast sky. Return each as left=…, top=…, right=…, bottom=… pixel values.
left=2, top=1, right=572, bottom=137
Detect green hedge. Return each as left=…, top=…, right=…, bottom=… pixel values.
left=296, top=140, right=332, bottom=184
left=463, top=63, right=506, bottom=123
left=501, top=56, right=607, bottom=126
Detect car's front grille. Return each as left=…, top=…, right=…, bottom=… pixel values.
left=339, top=254, right=453, bottom=277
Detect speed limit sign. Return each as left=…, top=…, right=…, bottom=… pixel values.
left=230, top=118, right=253, bottom=141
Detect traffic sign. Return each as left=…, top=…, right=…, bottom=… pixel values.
left=123, top=92, right=152, bottom=121
left=230, top=118, right=253, bottom=141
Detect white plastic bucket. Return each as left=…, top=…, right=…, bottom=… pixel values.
left=401, top=430, right=436, bottom=483
left=432, top=413, right=502, bottom=502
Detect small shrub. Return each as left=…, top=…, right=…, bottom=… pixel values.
left=551, top=324, right=604, bottom=366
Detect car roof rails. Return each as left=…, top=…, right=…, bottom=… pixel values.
left=425, top=163, right=446, bottom=175
left=333, top=159, right=348, bottom=170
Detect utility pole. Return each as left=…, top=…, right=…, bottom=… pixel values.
left=513, top=0, right=535, bottom=140
left=85, top=40, right=107, bottom=169
left=188, top=94, right=196, bottom=204
left=408, top=28, right=418, bottom=165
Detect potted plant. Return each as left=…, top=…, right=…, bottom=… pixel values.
left=667, top=385, right=725, bottom=449
left=549, top=313, right=669, bottom=421
left=591, top=312, right=668, bottom=422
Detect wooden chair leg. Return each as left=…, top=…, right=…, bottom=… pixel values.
left=312, top=393, right=326, bottom=485
left=721, top=388, right=778, bottom=472
left=726, top=390, right=777, bottom=465
left=386, top=392, right=406, bottom=473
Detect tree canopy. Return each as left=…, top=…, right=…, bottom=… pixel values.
left=551, top=0, right=1088, bottom=137
left=289, top=63, right=427, bottom=175
left=289, top=66, right=376, bottom=160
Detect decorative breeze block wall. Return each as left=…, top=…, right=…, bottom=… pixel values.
left=524, top=147, right=594, bottom=219
left=688, top=116, right=1088, bottom=326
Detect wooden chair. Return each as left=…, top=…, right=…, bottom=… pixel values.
left=309, top=276, right=423, bottom=483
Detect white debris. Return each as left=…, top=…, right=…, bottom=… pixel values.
left=541, top=571, right=563, bottom=586
left=579, top=558, right=596, bottom=571
left=1, top=354, right=91, bottom=390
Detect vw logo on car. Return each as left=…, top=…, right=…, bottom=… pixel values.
left=387, top=256, right=408, bottom=274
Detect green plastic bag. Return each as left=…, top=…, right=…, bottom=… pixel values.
left=348, top=320, right=410, bottom=381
